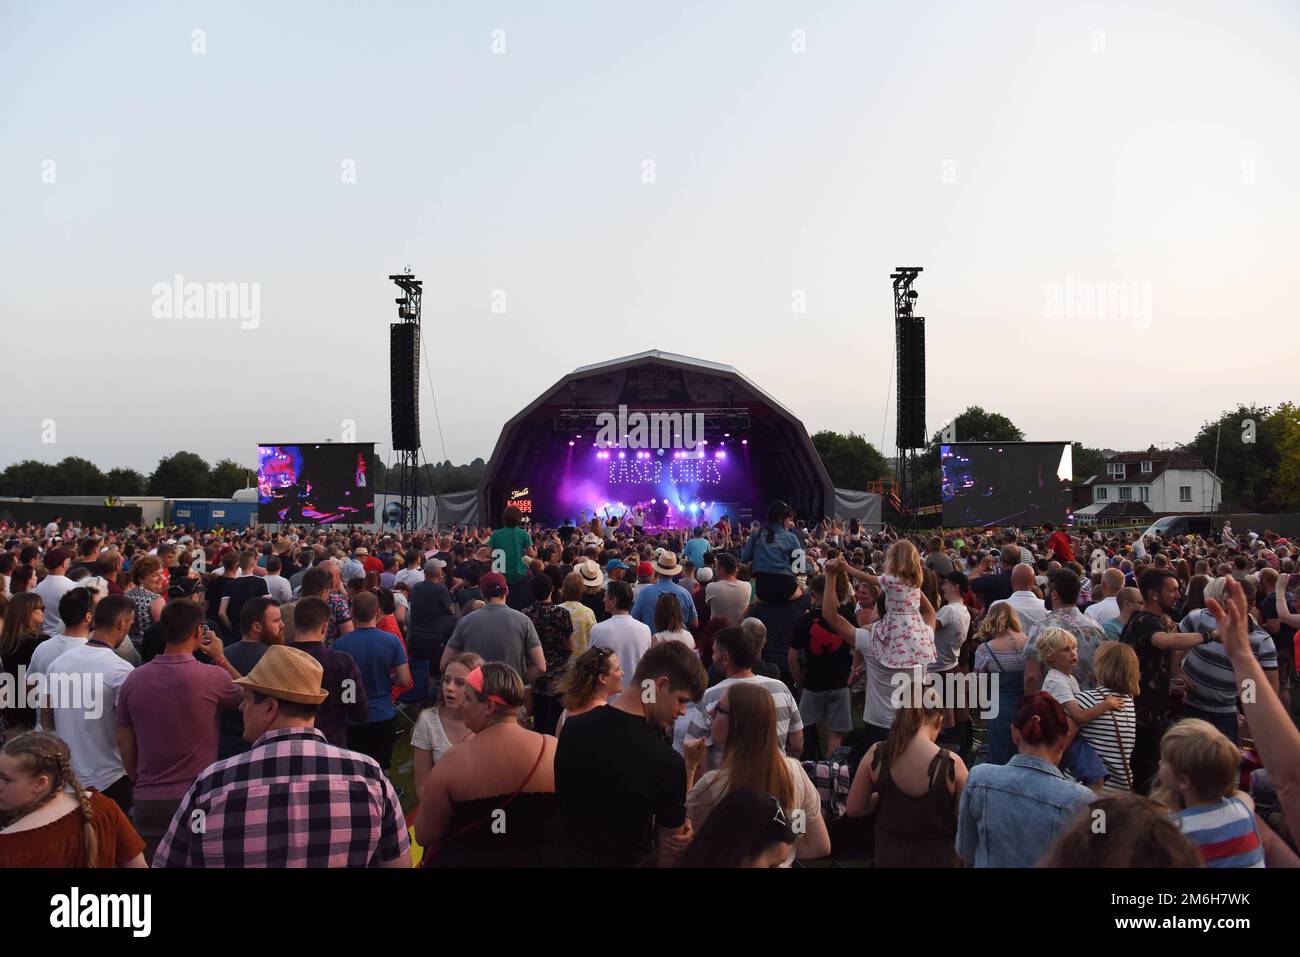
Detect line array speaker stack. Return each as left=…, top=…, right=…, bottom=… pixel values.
left=896, top=315, right=926, bottom=450
left=390, top=323, right=419, bottom=451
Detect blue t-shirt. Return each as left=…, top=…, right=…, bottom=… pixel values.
left=630, top=579, right=697, bottom=632
left=333, top=626, right=407, bottom=724
left=682, top=537, right=711, bottom=567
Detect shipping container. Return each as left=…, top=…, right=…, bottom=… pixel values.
left=168, top=499, right=259, bottom=530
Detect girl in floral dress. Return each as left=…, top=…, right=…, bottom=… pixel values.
left=872, top=540, right=938, bottom=669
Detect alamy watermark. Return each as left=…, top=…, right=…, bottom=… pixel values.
left=152, top=274, right=260, bottom=329
left=1043, top=275, right=1151, bottom=329
left=594, top=405, right=706, bottom=450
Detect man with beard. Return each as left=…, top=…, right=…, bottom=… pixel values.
left=1120, top=568, right=1210, bottom=793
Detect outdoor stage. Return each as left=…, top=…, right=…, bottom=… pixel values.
left=477, top=350, right=838, bottom=528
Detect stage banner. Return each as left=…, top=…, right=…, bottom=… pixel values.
left=434, top=490, right=480, bottom=526
left=832, top=489, right=882, bottom=529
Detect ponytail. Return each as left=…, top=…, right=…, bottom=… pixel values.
left=1013, top=692, right=1070, bottom=748
left=1, top=732, right=98, bottom=867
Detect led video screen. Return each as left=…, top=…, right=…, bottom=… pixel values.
left=257, top=443, right=375, bottom=524
left=941, top=442, right=1072, bottom=528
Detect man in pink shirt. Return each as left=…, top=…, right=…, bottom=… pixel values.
left=117, top=598, right=244, bottom=860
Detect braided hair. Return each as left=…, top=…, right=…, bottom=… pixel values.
left=1, top=732, right=99, bottom=867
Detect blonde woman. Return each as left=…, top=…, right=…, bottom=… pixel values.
left=558, top=572, right=596, bottom=656
left=554, top=645, right=624, bottom=736
left=0, top=732, right=147, bottom=867
left=845, top=673, right=968, bottom=867
left=1076, top=641, right=1139, bottom=793
left=687, top=682, right=830, bottom=866
left=973, top=602, right=1028, bottom=765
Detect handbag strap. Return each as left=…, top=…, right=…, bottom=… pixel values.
left=427, top=735, right=549, bottom=860
left=1109, top=709, right=1133, bottom=791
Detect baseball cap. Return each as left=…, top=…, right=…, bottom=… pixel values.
left=479, top=572, right=508, bottom=598
left=606, top=558, right=630, bottom=572
left=637, top=561, right=654, bottom=578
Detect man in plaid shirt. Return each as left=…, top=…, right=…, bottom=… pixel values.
left=154, top=645, right=410, bottom=868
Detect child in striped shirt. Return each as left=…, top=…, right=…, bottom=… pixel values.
left=1158, top=719, right=1265, bottom=868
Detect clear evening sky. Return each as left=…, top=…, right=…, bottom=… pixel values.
left=2, top=1, right=1297, bottom=472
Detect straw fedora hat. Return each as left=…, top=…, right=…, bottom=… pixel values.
left=652, top=551, right=683, bottom=577
left=577, top=559, right=605, bottom=589
left=233, top=645, right=329, bottom=705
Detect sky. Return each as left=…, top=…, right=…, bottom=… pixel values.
left=2, top=0, right=1297, bottom=474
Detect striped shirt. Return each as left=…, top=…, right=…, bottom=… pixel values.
left=153, top=727, right=409, bottom=868
left=1177, top=610, right=1277, bottom=714
left=685, top=675, right=802, bottom=771
left=1076, top=688, right=1136, bottom=793
left=1174, top=796, right=1265, bottom=868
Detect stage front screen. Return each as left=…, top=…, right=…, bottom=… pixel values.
left=940, top=442, right=1072, bottom=528
left=257, top=443, right=375, bottom=524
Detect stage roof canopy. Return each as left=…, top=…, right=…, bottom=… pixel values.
left=480, top=350, right=834, bottom=524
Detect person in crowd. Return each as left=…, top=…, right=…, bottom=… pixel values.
left=123, top=555, right=167, bottom=652
left=931, top=569, right=971, bottom=680
left=524, top=574, right=573, bottom=735
left=28, top=587, right=98, bottom=722
left=787, top=572, right=853, bottom=758
left=687, top=682, right=829, bottom=865
left=115, top=598, right=245, bottom=860
left=589, top=579, right=652, bottom=680
left=218, top=550, right=269, bottom=640
left=33, top=547, right=75, bottom=636
left=489, top=506, right=535, bottom=612
left=1085, top=568, right=1126, bottom=625
left=555, top=641, right=708, bottom=867
left=972, top=603, right=1027, bottom=765
left=1024, top=569, right=1107, bottom=694
left=685, top=625, right=802, bottom=772
left=414, top=662, right=556, bottom=866
left=674, top=789, right=796, bottom=868
left=0, top=593, right=47, bottom=731
left=0, top=731, right=146, bottom=868
left=652, top=591, right=697, bottom=652
left=741, top=500, right=802, bottom=604
left=1122, top=568, right=1212, bottom=794
left=407, top=557, right=456, bottom=703
left=969, top=546, right=1019, bottom=611
left=154, top=645, right=410, bottom=868
left=846, top=673, right=967, bottom=866
left=554, top=645, right=623, bottom=736
left=956, top=693, right=1095, bottom=867
left=1154, top=718, right=1298, bottom=867
left=441, top=572, right=544, bottom=684
left=1035, top=628, right=1118, bottom=792
left=557, top=572, right=597, bottom=657
left=1073, top=640, right=1139, bottom=794
left=630, top=550, right=698, bottom=634
left=1039, top=795, right=1203, bottom=867
left=1259, top=570, right=1297, bottom=714
left=262, top=554, right=292, bottom=603
left=411, top=651, right=482, bottom=801
left=44, top=594, right=136, bottom=814
left=1104, top=586, right=1144, bottom=640
left=286, top=595, right=368, bottom=748
left=334, top=590, right=410, bottom=773
left=863, top=540, right=937, bottom=670
left=217, top=596, right=284, bottom=759
left=706, top=551, right=751, bottom=625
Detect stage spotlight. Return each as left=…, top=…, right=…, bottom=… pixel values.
left=741, top=439, right=748, bottom=445
left=688, top=504, right=697, bottom=513
left=569, top=441, right=575, bottom=447
left=651, top=498, right=657, bottom=504
left=724, top=433, right=730, bottom=438
left=656, top=448, right=664, bottom=457
left=618, top=451, right=625, bottom=459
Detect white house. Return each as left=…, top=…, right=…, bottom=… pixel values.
left=1076, top=449, right=1222, bottom=523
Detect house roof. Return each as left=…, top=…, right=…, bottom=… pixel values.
left=1094, top=449, right=1212, bottom=485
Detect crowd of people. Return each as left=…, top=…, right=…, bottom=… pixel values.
left=1, top=504, right=1298, bottom=869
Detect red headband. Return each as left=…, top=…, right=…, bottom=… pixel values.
left=465, top=666, right=510, bottom=707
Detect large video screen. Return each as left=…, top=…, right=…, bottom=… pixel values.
left=257, top=443, right=375, bottom=524
left=941, top=442, right=1072, bottom=528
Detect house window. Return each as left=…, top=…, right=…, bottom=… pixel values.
left=1139, top=486, right=1149, bottom=502
left=1140, top=461, right=1153, bottom=474
left=1119, top=486, right=1132, bottom=501
left=1180, top=486, right=1192, bottom=503
left=1095, top=487, right=1108, bottom=501
left=1108, top=463, right=1126, bottom=479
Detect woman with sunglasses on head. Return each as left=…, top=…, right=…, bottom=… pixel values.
left=411, top=651, right=483, bottom=802
left=687, top=682, right=830, bottom=866
left=415, top=662, right=558, bottom=867
left=554, top=645, right=624, bottom=736
left=0, top=593, right=46, bottom=732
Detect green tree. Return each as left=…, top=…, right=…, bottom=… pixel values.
left=148, top=451, right=213, bottom=497
left=1185, top=404, right=1278, bottom=511
left=1265, top=403, right=1300, bottom=511
left=0, top=460, right=61, bottom=497
left=810, top=431, right=891, bottom=488
left=55, top=456, right=107, bottom=495
left=209, top=459, right=254, bottom=497
left=104, top=467, right=146, bottom=496
left=1071, top=444, right=1112, bottom=483
left=930, top=406, right=1025, bottom=446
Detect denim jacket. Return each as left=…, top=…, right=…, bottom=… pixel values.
left=956, top=754, right=1094, bottom=867
left=741, top=526, right=801, bottom=576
